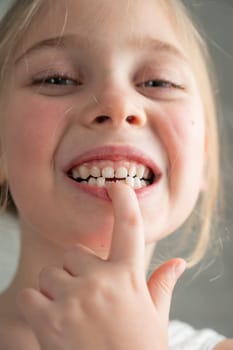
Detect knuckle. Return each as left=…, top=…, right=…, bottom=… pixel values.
left=62, top=295, right=80, bottom=315
left=65, top=245, right=84, bottom=257
left=44, top=311, right=65, bottom=337
left=17, top=288, right=36, bottom=307
left=86, top=272, right=107, bottom=291
left=63, top=246, right=83, bottom=264
left=63, top=250, right=77, bottom=268
left=39, top=266, right=56, bottom=280
left=63, top=252, right=72, bottom=268
left=84, top=272, right=115, bottom=302
left=63, top=249, right=75, bottom=262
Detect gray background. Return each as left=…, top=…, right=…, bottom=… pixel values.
left=161, top=0, right=233, bottom=338
left=0, top=0, right=232, bottom=339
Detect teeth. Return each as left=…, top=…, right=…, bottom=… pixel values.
left=136, top=165, right=145, bottom=179
left=79, top=165, right=90, bottom=179
left=144, top=167, right=151, bottom=180
left=141, top=180, right=148, bottom=188
left=70, top=161, right=153, bottom=189
left=90, top=166, right=101, bottom=177
left=125, top=176, right=134, bottom=187
left=102, top=166, right=114, bottom=178
left=128, top=164, right=137, bottom=177
left=134, top=177, right=142, bottom=189
left=72, top=174, right=150, bottom=189
left=116, top=179, right=126, bottom=184
left=72, top=169, right=80, bottom=179
left=88, top=177, right=97, bottom=186
left=115, top=166, right=128, bottom=179
left=96, top=177, right=105, bottom=187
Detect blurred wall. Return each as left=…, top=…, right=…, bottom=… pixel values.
left=158, top=0, right=233, bottom=338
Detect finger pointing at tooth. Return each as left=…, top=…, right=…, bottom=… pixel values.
left=106, top=183, right=145, bottom=270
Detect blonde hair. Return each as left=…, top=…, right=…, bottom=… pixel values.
left=159, top=0, right=220, bottom=267
left=0, top=0, right=220, bottom=266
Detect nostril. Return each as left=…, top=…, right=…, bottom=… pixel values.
left=95, top=115, right=111, bottom=124
left=94, top=115, right=141, bottom=125
left=126, top=115, right=137, bottom=124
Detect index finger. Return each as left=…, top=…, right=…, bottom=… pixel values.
left=106, top=183, right=145, bottom=269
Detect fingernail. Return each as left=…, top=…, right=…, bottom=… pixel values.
left=175, top=259, right=187, bottom=278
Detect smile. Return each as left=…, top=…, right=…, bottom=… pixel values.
left=68, top=160, right=154, bottom=189
left=64, top=145, right=162, bottom=198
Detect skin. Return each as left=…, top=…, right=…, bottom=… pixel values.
left=0, top=0, right=231, bottom=348
left=1, top=0, right=206, bottom=251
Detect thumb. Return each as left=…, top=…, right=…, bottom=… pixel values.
left=147, top=258, right=186, bottom=325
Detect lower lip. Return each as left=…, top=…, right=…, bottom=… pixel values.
left=64, top=175, right=162, bottom=201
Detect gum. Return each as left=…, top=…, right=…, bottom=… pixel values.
left=72, top=160, right=138, bottom=172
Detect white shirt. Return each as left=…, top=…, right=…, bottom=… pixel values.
left=169, top=320, right=225, bottom=349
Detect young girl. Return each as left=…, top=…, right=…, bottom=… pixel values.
left=0, top=0, right=232, bottom=349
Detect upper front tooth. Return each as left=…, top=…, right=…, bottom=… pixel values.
left=79, top=165, right=90, bottom=179
left=115, top=167, right=128, bottom=179
left=136, top=165, right=145, bottom=179
left=102, top=166, right=114, bottom=178
left=90, top=166, right=101, bottom=178
left=128, top=164, right=137, bottom=177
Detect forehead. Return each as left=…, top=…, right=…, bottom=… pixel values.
left=19, top=0, right=185, bottom=56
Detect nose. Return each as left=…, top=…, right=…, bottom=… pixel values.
left=80, top=84, right=147, bottom=129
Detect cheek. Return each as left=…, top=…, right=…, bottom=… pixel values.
left=169, top=115, right=205, bottom=229
left=1, top=94, right=69, bottom=202
left=2, top=95, right=67, bottom=167
left=148, top=101, right=206, bottom=237
left=159, top=101, right=205, bottom=181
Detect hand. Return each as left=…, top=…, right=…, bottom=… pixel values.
left=17, top=183, right=186, bottom=350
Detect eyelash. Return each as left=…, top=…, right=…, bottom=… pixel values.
left=139, top=79, right=184, bottom=90
left=32, top=74, right=79, bottom=87
left=31, top=73, right=184, bottom=92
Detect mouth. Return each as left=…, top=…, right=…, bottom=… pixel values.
left=64, top=145, right=162, bottom=197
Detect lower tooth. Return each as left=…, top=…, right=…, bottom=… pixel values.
left=77, top=176, right=149, bottom=189
left=88, top=178, right=97, bottom=186
left=116, top=179, right=126, bottom=184
left=134, top=177, right=142, bottom=189
left=125, top=176, right=134, bottom=188
left=97, top=177, right=105, bottom=187
left=141, top=180, right=147, bottom=188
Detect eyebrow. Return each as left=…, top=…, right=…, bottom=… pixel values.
left=132, top=36, right=188, bottom=62
left=15, top=35, right=84, bottom=64
left=15, top=34, right=188, bottom=64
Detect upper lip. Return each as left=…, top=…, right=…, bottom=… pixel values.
left=64, top=145, right=162, bottom=178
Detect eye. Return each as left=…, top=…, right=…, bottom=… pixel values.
left=32, top=74, right=80, bottom=87
left=136, top=76, right=186, bottom=100
left=140, top=79, right=184, bottom=90
left=30, top=72, right=83, bottom=96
